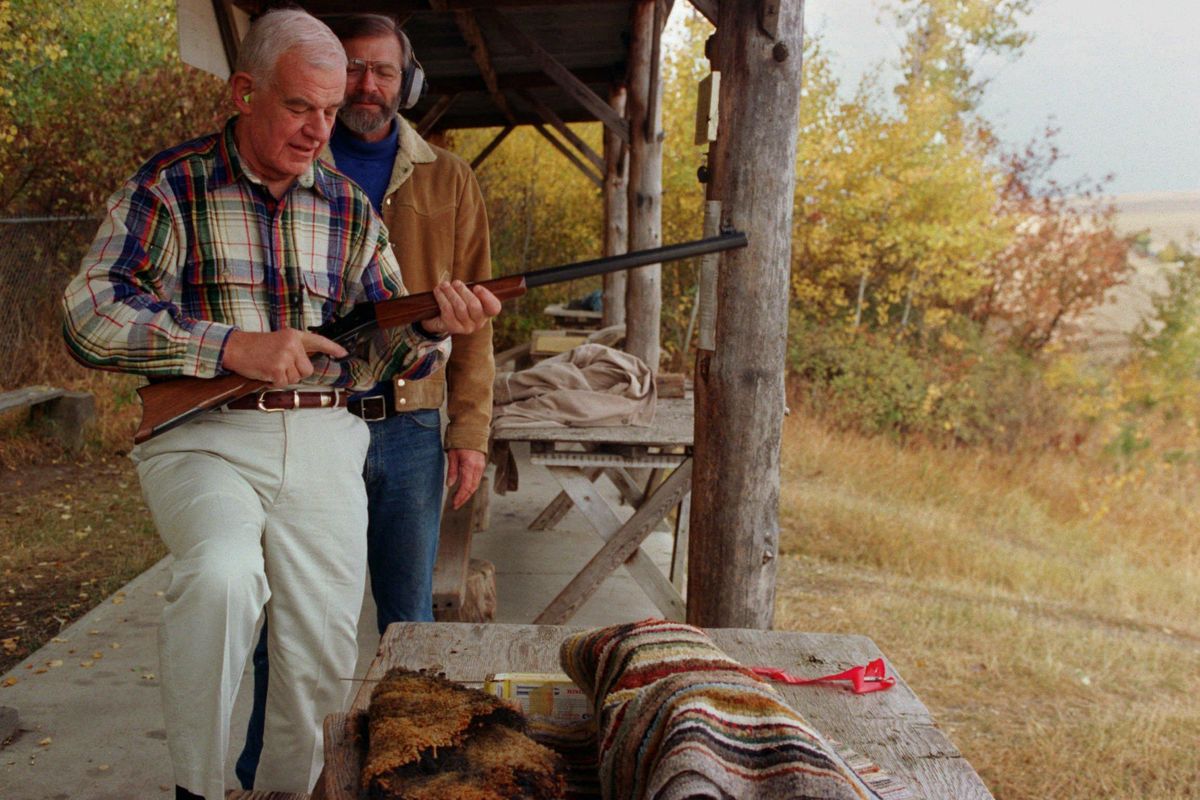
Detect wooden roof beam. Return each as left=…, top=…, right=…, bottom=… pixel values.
left=431, top=2, right=521, bottom=126
left=470, top=125, right=514, bottom=170
left=211, top=0, right=241, bottom=74
left=417, top=94, right=457, bottom=137
left=688, top=0, right=717, bottom=25
left=476, top=7, right=630, bottom=146
left=533, top=124, right=603, bottom=188
left=244, top=0, right=632, bottom=12
left=429, top=67, right=618, bottom=95
left=518, top=90, right=605, bottom=174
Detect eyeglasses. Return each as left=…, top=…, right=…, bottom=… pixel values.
left=347, top=58, right=401, bottom=82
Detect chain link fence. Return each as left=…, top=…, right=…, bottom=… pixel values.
left=0, top=216, right=101, bottom=389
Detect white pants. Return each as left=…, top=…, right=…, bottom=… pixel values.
left=132, top=407, right=370, bottom=800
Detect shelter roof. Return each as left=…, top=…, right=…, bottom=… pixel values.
left=213, top=1, right=663, bottom=134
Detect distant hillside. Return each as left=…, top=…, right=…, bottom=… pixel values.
left=1072, top=191, right=1199, bottom=359
left=1111, top=190, right=1200, bottom=248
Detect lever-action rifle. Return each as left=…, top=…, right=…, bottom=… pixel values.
left=133, top=231, right=747, bottom=443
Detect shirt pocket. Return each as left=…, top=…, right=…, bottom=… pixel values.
left=182, top=256, right=267, bottom=328
left=300, top=266, right=353, bottom=330
left=187, top=257, right=263, bottom=286
left=300, top=268, right=345, bottom=302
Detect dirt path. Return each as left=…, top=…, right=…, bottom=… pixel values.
left=1, top=456, right=163, bottom=674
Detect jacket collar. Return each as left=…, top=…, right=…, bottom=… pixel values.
left=211, top=117, right=328, bottom=200
left=319, top=115, right=436, bottom=196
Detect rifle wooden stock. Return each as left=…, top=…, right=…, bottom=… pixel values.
left=133, top=232, right=747, bottom=443
left=133, top=275, right=530, bottom=444
left=135, top=374, right=272, bottom=443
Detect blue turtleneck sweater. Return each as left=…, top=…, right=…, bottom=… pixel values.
left=329, top=120, right=399, bottom=215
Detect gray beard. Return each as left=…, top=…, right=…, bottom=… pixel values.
left=339, top=98, right=400, bottom=137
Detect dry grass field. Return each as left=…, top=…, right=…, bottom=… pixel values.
left=774, top=412, right=1200, bottom=799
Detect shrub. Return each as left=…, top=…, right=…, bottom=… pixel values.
left=788, top=312, right=1068, bottom=447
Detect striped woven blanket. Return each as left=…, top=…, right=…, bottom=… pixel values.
left=558, top=619, right=894, bottom=800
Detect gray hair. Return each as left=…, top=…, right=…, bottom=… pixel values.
left=235, top=8, right=347, bottom=86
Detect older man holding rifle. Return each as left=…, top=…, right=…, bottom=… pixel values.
left=60, top=9, right=499, bottom=799
left=234, top=13, right=497, bottom=788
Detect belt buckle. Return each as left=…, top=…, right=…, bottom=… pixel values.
left=356, top=395, right=387, bottom=422
left=256, top=389, right=298, bottom=413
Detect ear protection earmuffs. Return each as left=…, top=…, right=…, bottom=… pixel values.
left=397, top=29, right=426, bottom=111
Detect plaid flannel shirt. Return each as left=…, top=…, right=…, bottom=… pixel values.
left=62, top=119, right=449, bottom=390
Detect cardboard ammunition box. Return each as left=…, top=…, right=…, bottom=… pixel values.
left=484, top=672, right=591, bottom=721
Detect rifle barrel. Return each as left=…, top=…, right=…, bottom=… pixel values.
left=520, top=232, right=747, bottom=290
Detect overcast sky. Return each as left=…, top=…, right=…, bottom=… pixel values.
left=801, top=0, right=1200, bottom=195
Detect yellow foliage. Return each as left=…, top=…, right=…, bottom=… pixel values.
left=1, top=0, right=226, bottom=213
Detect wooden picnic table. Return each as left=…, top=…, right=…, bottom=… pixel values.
left=489, top=396, right=695, bottom=624
left=314, top=622, right=994, bottom=800
left=543, top=301, right=604, bottom=328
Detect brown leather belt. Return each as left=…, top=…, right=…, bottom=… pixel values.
left=347, top=378, right=443, bottom=421
left=225, top=389, right=347, bottom=412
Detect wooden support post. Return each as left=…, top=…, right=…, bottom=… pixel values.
left=624, top=0, right=665, bottom=373
left=432, top=479, right=496, bottom=623
left=210, top=0, right=241, bottom=75
left=603, top=85, right=629, bottom=328
left=688, top=0, right=805, bottom=629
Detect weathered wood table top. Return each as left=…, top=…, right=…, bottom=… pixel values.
left=332, top=622, right=993, bottom=800
left=490, top=396, right=694, bottom=448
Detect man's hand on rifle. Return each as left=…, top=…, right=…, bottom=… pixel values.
left=420, top=280, right=502, bottom=336
left=223, top=328, right=348, bottom=387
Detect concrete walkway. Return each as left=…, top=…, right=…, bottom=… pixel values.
left=0, top=457, right=676, bottom=799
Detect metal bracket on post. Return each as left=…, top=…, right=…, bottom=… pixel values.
left=758, top=0, right=781, bottom=39
left=697, top=200, right=723, bottom=352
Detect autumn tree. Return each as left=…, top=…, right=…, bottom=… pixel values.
left=0, top=0, right=227, bottom=389
left=0, top=0, right=226, bottom=215
left=789, top=44, right=1010, bottom=331
left=888, top=0, right=1033, bottom=116
left=451, top=124, right=605, bottom=348
left=970, top=130, right=1131, bottom=352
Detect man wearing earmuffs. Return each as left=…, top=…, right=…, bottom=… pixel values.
left=234, top=13, right=495, bottom=790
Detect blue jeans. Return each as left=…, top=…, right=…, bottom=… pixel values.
left=235, top=409, right=444, bottom=789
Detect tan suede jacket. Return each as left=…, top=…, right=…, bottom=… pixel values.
left=321, top=116, right=494, bottom=453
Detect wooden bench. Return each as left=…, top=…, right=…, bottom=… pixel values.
left=0, top=385, right=94, bottom=452
left=431, top=478, right=495, bottom=622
